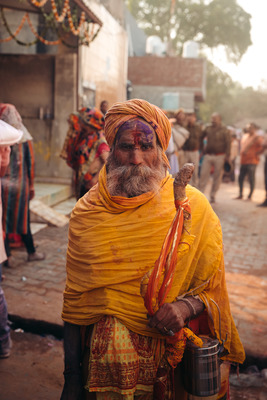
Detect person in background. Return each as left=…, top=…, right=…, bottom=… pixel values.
left=100, top=100, right=109, bottom=116
left=235, top=123, right=263, bottom=201
left=164, top=112, right=179, bottom=176
left=199, top=112, right=231, bottom=203
left=60, top=99, right=244, bottom=400
left=229, top=130, right=239, bottom=182
left=172, top=109, right=190, bottom=168
left=257, top=130, right=267, bottom=207
left=0, top=120, right=22, bottom=358
left=0, top=104, right=45, bottom=267
left=166, top=128, right=179, bottom=176
left=222, top=129, right=239, bottom=183
left=179, top=111, right=202, bottom=187
left=60, top=107, right=110, bottom=199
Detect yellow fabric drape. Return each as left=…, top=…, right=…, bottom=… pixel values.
left=62, top=166, right=245, bottom=364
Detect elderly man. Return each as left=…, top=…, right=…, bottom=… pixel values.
left=199, top=113, right=231, bottom=203
left=61, top=100, right=244, bottom=400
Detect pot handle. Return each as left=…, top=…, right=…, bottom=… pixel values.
left=210, top=298, right=228, bottom=358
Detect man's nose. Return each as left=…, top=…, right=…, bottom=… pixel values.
left=129, top=148, right=143, bottom=165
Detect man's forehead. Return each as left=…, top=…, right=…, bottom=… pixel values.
left=117, top=118, right=156, bottom=142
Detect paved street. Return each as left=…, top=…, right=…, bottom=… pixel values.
left=1, top=160, right=267, bottom=399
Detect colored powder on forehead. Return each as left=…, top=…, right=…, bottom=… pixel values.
left=118, top=119, right=155, bottom=145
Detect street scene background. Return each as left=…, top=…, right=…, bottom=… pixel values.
left=1, top=1, right=267, bottom=399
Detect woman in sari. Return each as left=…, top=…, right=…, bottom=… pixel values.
left=60, top=107, right=110, bottom=199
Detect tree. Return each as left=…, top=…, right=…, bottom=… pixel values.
left=125, top=0, right=252, bottom=62
left=198, top=61, right=267, bottom=125
left=198, top=61, right=236, bottom=123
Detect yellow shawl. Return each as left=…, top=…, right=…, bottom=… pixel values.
left=62, top=167, right=245, bottom=364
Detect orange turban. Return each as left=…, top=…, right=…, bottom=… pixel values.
left=104, top=99, right=172, bottom=153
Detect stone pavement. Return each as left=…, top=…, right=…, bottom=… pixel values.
left=2, top=162, right=267, bottom=362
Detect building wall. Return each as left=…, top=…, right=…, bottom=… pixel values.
left=80, top=1, right=128, bottom=110
left=0, top=53, right=77, bottom=182
left=130, top=85, right=197, bottom=111
left=128, top=56, right=205, bottom=88
left=0, top=9, right=38, bottom=54
left=100, top=0, right=125, bottom=26
left=128, top=56, right=206, bottom=102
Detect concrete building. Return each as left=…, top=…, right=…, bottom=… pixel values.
left=128, top=55, right=206, bottom=113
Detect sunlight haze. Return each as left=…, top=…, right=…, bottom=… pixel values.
left=206, top=0, right=267, bottom=89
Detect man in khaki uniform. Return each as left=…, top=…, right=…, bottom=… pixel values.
left=199, top=113, right=231, bottom=203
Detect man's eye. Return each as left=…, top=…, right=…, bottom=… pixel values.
left=120, top=144, right=133, bottom=150
left=142, top=144, right=153, bottom=150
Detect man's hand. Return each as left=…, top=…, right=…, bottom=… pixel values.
left=148, top=302, right=191, bottom=336
left=148, top=297, right=205, bottom=336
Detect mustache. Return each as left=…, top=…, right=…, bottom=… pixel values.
left=106, top=152, right=166, bottom=198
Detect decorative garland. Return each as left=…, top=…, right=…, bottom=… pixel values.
left=31, top=0, right=87, bottom=36
left=51, top=0, right=68, bottom=23
left=0, top=0, right=100, bottom=46
left=30, top=0, right=49, bottom=6
left=0, top=11, right=27, bottom=42
left=26, top=13, right=62, bottom=45
left=67, top=5, right=85, bottom=35
left=0, top=8, right=38, bottom=46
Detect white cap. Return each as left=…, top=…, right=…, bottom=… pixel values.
left=0, top=120, right=23, bottom=145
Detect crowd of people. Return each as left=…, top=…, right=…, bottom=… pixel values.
left=0, top=98, right=266, bottom=400
left=166, top=108, right=267, bottom=206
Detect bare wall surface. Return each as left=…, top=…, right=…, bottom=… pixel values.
left=80, top=1, right=128, bottom=109
left=0, top=53, right=76, bottom=181
left=131, top=85, right=197, bottom=110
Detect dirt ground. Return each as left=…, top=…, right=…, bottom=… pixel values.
left=0, top=331, right=63, bottom=400
left=1, top=331, right=267, bottom=400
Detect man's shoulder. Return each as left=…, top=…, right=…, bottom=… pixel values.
left=203, top=123, right=212, bottom=132
left=69, top=186, right=100, bottom=224
left=186, top=185, right=210, bottom=207
left=186, top=186, right=221, bottom=227
left=218, top=124, right=230, bottom=134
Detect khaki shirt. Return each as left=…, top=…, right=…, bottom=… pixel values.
left=201, top=124, right=231, bottom=157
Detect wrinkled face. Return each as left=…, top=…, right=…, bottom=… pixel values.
left=113, top=118, right=158, bottom=168
left=106, top=118, right=166, bottom=198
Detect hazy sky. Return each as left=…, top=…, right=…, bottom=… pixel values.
left=208, top=0, right=267, bottom=89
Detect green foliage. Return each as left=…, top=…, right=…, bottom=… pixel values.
left=125, top=0, right=252, bottom=62
left=198, top=61, right=267, bottom=125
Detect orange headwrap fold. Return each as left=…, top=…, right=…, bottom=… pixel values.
left=104, top=99, right=171, bottom=166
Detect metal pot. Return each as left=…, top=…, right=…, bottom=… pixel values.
left=181, top=335, right=221, bottom=397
